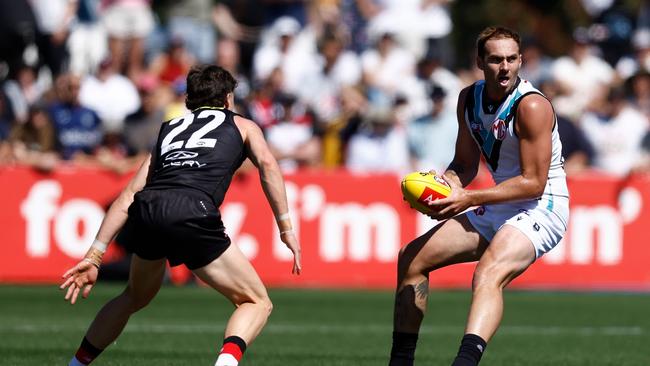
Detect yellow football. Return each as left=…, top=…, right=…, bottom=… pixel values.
left=401, top=171, right=451, bottom=214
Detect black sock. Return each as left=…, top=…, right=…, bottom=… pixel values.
left=74, top=336, right=104, bottom=365
left=389, top=331, right=418, bottom=366
left=451, top=334, right=487, bottom=366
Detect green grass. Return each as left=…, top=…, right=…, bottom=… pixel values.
left=0, top=284, right=649, bottom=365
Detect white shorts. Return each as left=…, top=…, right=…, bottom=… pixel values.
left=466, top=196, right=569, bottom=259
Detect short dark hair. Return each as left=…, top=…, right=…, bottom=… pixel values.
left=476, top=26, right=521, bottom=59
left=185, top=64, right=237, bottom=110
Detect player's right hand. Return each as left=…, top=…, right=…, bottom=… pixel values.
left=60, top=260, right=99, bottom=305
left=280, top=231, right=302, bottom=275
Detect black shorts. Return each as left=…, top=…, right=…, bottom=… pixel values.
left=116, top=188, right=231, bottom=270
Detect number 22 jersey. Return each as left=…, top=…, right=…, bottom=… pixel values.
left=145, top=106, right=247, bottom=208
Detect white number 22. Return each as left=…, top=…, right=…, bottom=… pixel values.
left=160, top=110, right=225, bottom=155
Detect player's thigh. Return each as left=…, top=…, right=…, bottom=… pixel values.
left=473, top=224, right=536, bottom=289
left=192, top=243, right=269, bottom=305
left=126, top=254, right=166, bottom=307
left=400, top=213, right=488, bottom=277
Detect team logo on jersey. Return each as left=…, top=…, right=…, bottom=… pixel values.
left=165, top=150, right=198, bottom=160
left=491, top=119, right=507, bottom=140
left=470, top=122, right=481, bottom=132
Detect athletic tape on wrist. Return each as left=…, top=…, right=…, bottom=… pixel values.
left=91, top=239, right=108, bottom=253
left=276, top=213, right=291, bottom=222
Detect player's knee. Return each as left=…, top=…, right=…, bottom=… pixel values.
left=260, top=297, right=273, bottom=316
left=472, top=265, right=505, bottom=292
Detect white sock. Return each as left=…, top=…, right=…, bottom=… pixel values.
left=69, top=357, right=88, bottom=366
left=214, top=353, right=239, bottom=366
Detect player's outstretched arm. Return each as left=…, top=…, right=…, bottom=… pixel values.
left=60, top=154, right=153, bottom=304
left=235, top=116, right=302, bottom=274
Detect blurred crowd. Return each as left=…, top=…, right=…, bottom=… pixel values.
left=1, top=0, right=650, bottom=178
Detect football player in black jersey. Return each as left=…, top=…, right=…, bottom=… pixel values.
left=61, top=65, right=301, bottom=366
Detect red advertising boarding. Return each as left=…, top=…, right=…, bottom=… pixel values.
left=1, top=166, right=649, bottom=290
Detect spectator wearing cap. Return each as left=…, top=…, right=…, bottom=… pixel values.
left=406, top=84, right=457, bottom=173
left=345, top=106, right=409, bottom=174
left=551, top=27, right=615, bottom=121
left=78, top=57, right=140, bottom=133
left=252, top=16, right=317, bottom=96
left=616, top=28, right=650, bottom=80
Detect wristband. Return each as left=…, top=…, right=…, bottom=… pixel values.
left=279, top=229, right=294, bottom=235
left=91, top=239, right=108, bottom=253
left=276, top=213, right=291, bottom=222
left=85, top=247, right=104, bottom=269
left=83, top=257, right=101, bottom=269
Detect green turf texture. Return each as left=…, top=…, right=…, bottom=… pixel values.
left=0, top=284, right=648, bottom=365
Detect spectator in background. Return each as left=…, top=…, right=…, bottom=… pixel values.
left=299, top=28, right=362, bottom=124
left=216, top=37, right=251, bottom=101
left=398, top=48, right=461, bottom=121
left=165, top=0, right=216, bottom=63
left=79, top=57, right=140, bottom=133
left=626, top=71, right=650, bottom=119
left=123, top=75, right=164, bottom=155
left=361, top=31, right=415, bottom=108
left=49, top=73, right=102, bottom=160
left=0, top=0, right=38, bottom=79
left=579, top=85, right=649, bottom=176
left=265, top=93, right=321, bottom=172
left=0, top=91, right=16, bottom=164
left=148, top=37, right=194, bottom=85
left=8, top=104, right=60, bottom=171
left=551, top=28, right=615, bottom=121
left=345, top=106, right=409, bottom=174
left=30, top=0, right=78, bottom=77
left=406, top=84, right=457, bottom=173
left=163, top=79, right=189, bottom=121
left=253, top=16, right=316, bottom=96
left=100, top=0, right=154, bottom=78
left=539, top=79, right=595, bottom=175
left=67, top=0, right=108, bottom=76
left=616, top=28, right=650, bottom=80
left=519, top=38, right=553, bottom=87
left=2, top=65, right=49, bottom=124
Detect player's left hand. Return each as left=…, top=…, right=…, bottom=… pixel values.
left=59, top=260, right=99, bottom=305
left=427, top=174, right=474, bottom=220
left=280, top=231, right=302, bottom=275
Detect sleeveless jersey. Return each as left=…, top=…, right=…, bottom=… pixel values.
left=464, top=78, right=569, bottom=201
left=145, top=107, right=247, bottom=208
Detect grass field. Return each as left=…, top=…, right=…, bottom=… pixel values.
left=0, top=284, right=649, bottom=365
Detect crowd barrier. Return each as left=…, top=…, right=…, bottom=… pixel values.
left=1, top=166, right=649, bottom=290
